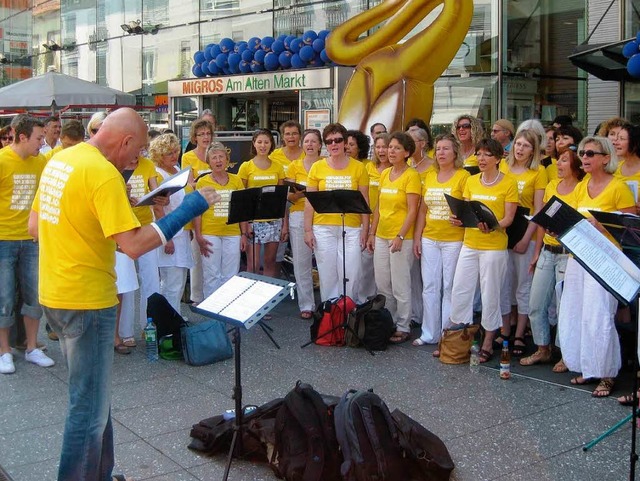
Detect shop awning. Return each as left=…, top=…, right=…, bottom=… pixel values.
left=568, top=38, right=634, bottom=82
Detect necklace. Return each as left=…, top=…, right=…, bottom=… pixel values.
left=412, top=154, right=425, bottom=169
left=481, top=171, right=500, bottom=186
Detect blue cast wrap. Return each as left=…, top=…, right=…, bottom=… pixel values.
left=155, top=191, right=209, bottom=241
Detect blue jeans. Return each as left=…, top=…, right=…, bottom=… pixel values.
left=44, top=306, right=117, bottom=481
left=528, top=248, right=568, bottom=346
left=0, top=240, right=42, bottom=327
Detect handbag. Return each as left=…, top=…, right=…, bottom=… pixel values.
left=438, top=324, right=479, bottom=365
left=181, top=319, right=233, bottom=366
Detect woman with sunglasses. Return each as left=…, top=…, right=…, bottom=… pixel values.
left=451, top=115, right=484, bottom=168
left=558, top=137, right=635, bottom=398
left=520, top=148, right=584, bottom=368
left=238, top=129, right=286, bottom=278
left=304, top=123, right=369, bottom=301
left=449, top=139, right=518, bottom=362
left=497, top=129, right=547, bottom=357
left=286, top=129, right=323, bottom=318
left=0, top=126, right=13, bottom=148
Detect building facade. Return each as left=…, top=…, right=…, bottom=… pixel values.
left=1, top=0, right=638, bottom=132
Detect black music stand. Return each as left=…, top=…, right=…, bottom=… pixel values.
left=301, top=189, right=373, bottom=355
left=190, top=272, right=293, bottom=481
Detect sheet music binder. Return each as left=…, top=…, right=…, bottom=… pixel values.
left=189, top=272, right=293, bottom=329
left=227, top=185, right=289, bottom=224
left=134, top=167, right=191, bottom=206
left=444, top=193, right=499, bottom=230
left=506, top=206, right=531, bottom=249
left=528, top=195, right=585, bottom=235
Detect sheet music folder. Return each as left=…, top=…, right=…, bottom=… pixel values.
left=227, top=185, right=289, bottom=224
left=304, top=189, right=371, bottom=215
left=189, top=272, right=293, bottom=329
left=444, top=193, right=498, bottom=230
left=528, top=195, right=585, bottom=235
left=134, top=167, right=190, bottom=207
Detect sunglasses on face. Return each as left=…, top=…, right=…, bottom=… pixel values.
left=1, top=136, right=12, bottom=141
left=456, top=123, right=472, bottom=130
left=579, top=149, right=606, bottom=158
left=325, top=137, right=344, bottom=145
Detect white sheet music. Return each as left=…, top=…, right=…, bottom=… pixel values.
left=197, top=275, right=284, bottom=322
left=560, top=219, right=640, bottom=302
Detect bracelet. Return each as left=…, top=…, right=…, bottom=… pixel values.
left=396, top=234, right=404, bottom=240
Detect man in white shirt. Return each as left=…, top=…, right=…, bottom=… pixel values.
left=39, top=116, right=61, bottom=154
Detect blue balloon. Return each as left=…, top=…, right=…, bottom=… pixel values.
left=219, top=37, right=235, bottom=53
left=623, top=41, right=639, bottom=59
left=208, top=60, right=220, bottom=75
left=239, top=60, right=252, bottom=73
left=264, top=52, right=280, bottom=71
left=312, top=38, right=325, bottom=53
left=303, top=30, right=318, bottom=45
left=200, top=61, right=210, bottom=75
left=284, top=35, right=296, bottom=50
left=192, top=64, right=204, bottom=77
left=628, top=53, right=640, bottom=78
left=241, top=49, right=254, bottom=62
left=235, top=41, right=248, bottom=53
left=272, top=40, right=285, bottom=55
left=248, top=37, right=261, bottom=51
left=228, top=53, right=241, bottom=73
left=279, top=51, right=292, bottom=68
left=215, top=52, right=228, bottom=69
left=291, top=53, right=306, bottom=69
left=318, top=30, right=330, bottom=40
left=290, top=38, right=303, bottom=53
left=251, top=62, right=265, bottom=73
left=222, top=68, right=231, bottom=75
left=299, top=45, right=315, bottom=62
left=262, top=36, right=275, bottom=51
left=194, top=50, right=205, bottom=64
left=204, top=45, right=214, bottom=61
left=254, top=49, right=266, bottom=63
left=320, top=49, right=331, bottom=64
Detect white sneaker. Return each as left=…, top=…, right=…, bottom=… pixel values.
left=0, top=353, right=15, bottom=374
left=25, top=348, right=55, bottom=368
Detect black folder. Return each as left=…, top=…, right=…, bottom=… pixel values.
left=444, top=193, right=499, bottom=230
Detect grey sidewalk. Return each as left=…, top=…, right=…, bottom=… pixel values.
left=0, top=296, right=635, bottom=480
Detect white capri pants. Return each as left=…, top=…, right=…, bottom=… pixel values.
left=500, top=242, right=535, bottom=315
left=189, top=235, right=204, bottom=303
left=289, top=211, right=315, bottom=312
left=137, top=248, right=160, bottom=329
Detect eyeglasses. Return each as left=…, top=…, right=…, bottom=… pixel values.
left=196, top=132, right=212, bottom=137
left=579, top=149, right=606, bottom=158
left=1, top=136, right=12, bottom=141
left=325, top=137, right=344, bottom=145
left=491, top=128, right=505, bottom=134
left=456, top=123, right=472, bottom=130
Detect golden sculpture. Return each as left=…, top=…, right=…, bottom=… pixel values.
left=326, top=0, right=474, bottom=132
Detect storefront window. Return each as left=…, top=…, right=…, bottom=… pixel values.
left=625, top=0, right=640, bottom=38
left=504, top=0, right=587, bottom=128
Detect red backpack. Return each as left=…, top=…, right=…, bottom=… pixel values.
left=310, top=296, right=356, bottom=347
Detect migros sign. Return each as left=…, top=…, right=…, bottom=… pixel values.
left=168, top=68, right=332, bottom=97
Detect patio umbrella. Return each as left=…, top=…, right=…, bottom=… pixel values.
left=0, top=71, right=136, bottom=111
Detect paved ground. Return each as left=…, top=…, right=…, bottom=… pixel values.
left=0, top=295, right=637, bottom=481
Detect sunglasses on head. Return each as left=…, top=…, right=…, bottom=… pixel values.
left=579, top=149, right=606, bottom=158
left=325, top=137, right=344, bottom=145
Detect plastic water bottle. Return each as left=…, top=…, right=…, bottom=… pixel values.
left=469, top=341, right=480, bottom=372
left=500, top=340, right=511, bottom=380
left=144, top=317, right=159, bottom=362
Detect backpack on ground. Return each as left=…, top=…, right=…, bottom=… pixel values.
left=310, top=296, right=356, bottom=347
left=391, top=409, right=455, bottom=481
left=344, top=294, right=386, bottom=347
left=146, top=292, right=186, bottom=353
left=334, top=389, right=408, bottom=481
left=362, top=307, right=395, bottom=351
left=270, top=381, right=342, bottom=481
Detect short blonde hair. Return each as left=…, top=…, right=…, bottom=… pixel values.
left=87, top=111, right=107, bottom=134
left=148, top=133, right=180, bottom=164
left=579, top=136, right=618, bottom=174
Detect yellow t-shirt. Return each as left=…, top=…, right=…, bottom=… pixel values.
left=182, top=150, right=210, bottom=179
left=307, top=158, right=369, bottom=228
left=196, top=173, right=244, bottom=236
left=44, top=145, right=63, bottom=162
left=546, top=158, right=558, bottom=181
left=463, top=174, right=519, bottom=250
left=270, top=148, right=304, bottom=169
left=417, top=164, right=436, bottom=186
left=377, top=167, right=422, bottom=239
left=500, top=164, right=548, bottom=211
left=237, top=158, right=285, bottom=188
left=422, top=169, right=470, bottom=242
left=463, top=153, right=478, bottom=168
left=286, top=159, right=313, bottom=213
left=367, top=162, right=382, bottom=212
left=542, top=179, right=578, bottom=247
left=614, top=160, right=640, bottom=201
left=33, top=143, right=141, bottom=309
left=129, top=157, right=159, bottom=226
left=0, top=148, right=47, bottom=240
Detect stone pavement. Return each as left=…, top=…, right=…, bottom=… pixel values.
left=0, top=296, right=636, bottom=480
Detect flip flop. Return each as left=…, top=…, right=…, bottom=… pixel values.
left=552, top=359, right=569, bottom=373
left=570, top=376, right=596, bottom=386
left=412, top=338, right=427, bottom=347
left=478, top=349, right=493, bottom=363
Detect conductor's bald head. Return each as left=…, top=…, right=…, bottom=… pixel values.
left=89, top=108, right=148, bottom=171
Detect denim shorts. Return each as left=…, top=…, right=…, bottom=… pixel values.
left=0, top=240, right=42, bottom=327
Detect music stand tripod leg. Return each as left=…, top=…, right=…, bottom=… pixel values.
left=223, top=327, right=244, bottom=481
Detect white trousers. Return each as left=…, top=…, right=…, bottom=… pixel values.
left=201, top=235, right=241, bottom=299
left=159, top=266, right=188, bottom=313
left=450, top=247, right=507, bottom=331
left=289, top=212, right=315, bottom=312
left=354, top=249, right=376, bottom=305
left=313, top=224, right=362, bottom=301
left=118, top=290, right=136, bottom=339
left=419, top=238, right=462, bottom=344
left=410, top=256, right=423, bottom=323
left=373, top=237, right=414, bottom=333
left=500, top=242, right=535, bottom=315
left=558, top=257, right=620, bottom=379
left=137, top=248, right=160, bottom=329
left=189, top=235, right=204, bottom=303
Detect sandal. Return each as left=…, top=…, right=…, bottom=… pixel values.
left=300, top=311, right=313, bottom=320
left=492, top=331, right=510, bottom=350
left=519, top=349, right=552, bottom=366
left=114, top=343, right=131, bottom=355
left=570, top=376, right=596, bottom=386
left=511, top=337, right=526, bottom=357
left=552, top=359, right=568, bottom=373
left=412, top=338, right=427, bottom=347
left=478, top=349, right=493, bottom=363
left=389, top=332, right=410, bottom=344
left=122, top=337, right=137, bottom=348
left=592, top=378, right=615, bottom=398
left=617, top=391, right=640, bottom=406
